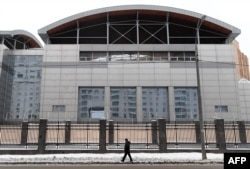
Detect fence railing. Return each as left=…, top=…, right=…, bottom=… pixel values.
left=0, top=119, right=250, bottom=154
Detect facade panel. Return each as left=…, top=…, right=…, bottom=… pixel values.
left=1, top=5, right=250, bottom=122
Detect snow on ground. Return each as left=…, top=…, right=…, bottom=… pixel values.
left=0, top=153, right=223, bottom=164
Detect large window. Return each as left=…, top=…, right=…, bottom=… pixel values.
left=79, top=51, right=195, bottom=62
left=3, top=55, right=42, bottom=120
left=174, top=87, right=198, bottom=120
left=110, top=87, right=136, bottom=120
left=80, top=52, right=107, bottom=61
left=142, top=87, right=168, bottom=120
left=78, top=87, right=104, bottom=120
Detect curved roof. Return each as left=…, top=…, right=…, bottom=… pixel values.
left=0, top=30, right=42, bottom=49
left=38, top=5, right=241, bottom=44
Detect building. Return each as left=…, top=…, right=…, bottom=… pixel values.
left=233, top=40, right=250, bottom=80
left=1, top=5, right=250, bottom=122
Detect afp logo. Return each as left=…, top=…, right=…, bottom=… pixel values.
left=224, top=153, right=250, bottom=169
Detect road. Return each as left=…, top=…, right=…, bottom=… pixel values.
left=0, top=164, right=223, bottom=169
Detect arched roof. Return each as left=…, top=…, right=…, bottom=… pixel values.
left=38, top=5, right=240, bottom=44
left=0, top=30, right=42, bottom=49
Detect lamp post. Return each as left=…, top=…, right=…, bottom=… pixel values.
left=196, top=15, right=207, bottom=160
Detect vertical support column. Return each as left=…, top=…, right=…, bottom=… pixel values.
left=166, top=12, right=169, bottom=44
left=1, top=37, right=4, bottom=44
left=168, top=87, right=175, bottom=121
left=38, top=119, right=48, bottom=154
left=105, top=86, right=110, bottom=120
left=107, top=12, right=109, bottom=44
left=99, top=119, right=107, bottom=152
left=136, top=11, right=139, bottom=44
left=215, top=119, right=226, bottom=152
left=237, top=121, right=247, bottom=144
left=158, top=119, right=167, bottom=152
left=14, top=39, right=16, bottom=49
left=194, top=121, right=201, bottom=144
left=76, top=20, right=79, bottom=44
left=137, top=86, right=143, bottom=122
left=65, top=121, right=71, bottom=144
left=21, top=121, right=29, bottom=145
left=151, top=120, right=158, bottom=144
left=108, top=120, right=114, bottom=144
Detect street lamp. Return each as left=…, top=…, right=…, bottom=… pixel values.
left=196, top=15, right=207, bottom=160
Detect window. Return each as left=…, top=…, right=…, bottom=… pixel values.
left=79, top=52, right=107, bottom=61
left=170, top=51, right=195, bottom=62
left=215, top=105, right=228, bottom=112
left=174, top=87, right=198, bottom=120
left=52, top=105, right=66, bottom=112
left=7, top=55, right=42, bottom=120
left=79, top=52, right=92, bottom=61
left=142, top=87, right=168, bottom=120
left=79, top=51, right=193, bottom=62
left=110, top=87, right=136, bottom=119
left=78, top=87, right=104, bottom=119
left=109, top=52, right=137, bottom=61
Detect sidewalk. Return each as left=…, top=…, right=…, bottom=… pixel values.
left=0, top=153, right=223, bottom=164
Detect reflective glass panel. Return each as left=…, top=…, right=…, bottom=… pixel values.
left=110, top=87, right=136, bottom=120
left=174, top=87, right=198, bottom=120
left=2, top=55, right=42, bottom=120
left=78, top=87, right=104, bottom=120
left=109, top=52, right=137, bottom=61
left=142, top=87, right=168, bottom=120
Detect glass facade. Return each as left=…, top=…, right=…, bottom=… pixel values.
left=78, top=87, right=104, bottom=120
left=2, top=55, right=42, bottom=120
left=174, top=87, right=198, bottom=120
left=79, top=51, right=194, bottom=62
left=142, top=87, right=168, bottom=120
left=110, top=87, right=136, bottom=120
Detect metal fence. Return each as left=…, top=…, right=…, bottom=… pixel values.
left=1, top=119, right=250, bottom=154
left=0, top=124, right=22, bottom=145
left=107, top=122, right=156, bottom=150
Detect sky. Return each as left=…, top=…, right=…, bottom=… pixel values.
left=0, top=0, right=249, bottom=56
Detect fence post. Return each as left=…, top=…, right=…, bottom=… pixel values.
left=21, top=121, right=29, bottom=145
left=37, top=119, right=47, bottom=153
left=99, top=119, right=107, bottom=152
left=65, top=121, right=71, bottom=144
left=108, top=120, right=114, bottom=144
left=158, top=118, right=166, bottom=152
left=215, top=119, right=226, bottom=152
left=151, top=120, right=158, bottom=144
left=237, top=121, right=247, bottom=144
left=194, top=121, right=201, bottom=144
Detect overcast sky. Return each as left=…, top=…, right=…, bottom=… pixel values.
left=0, top=0, right=249, bottom=56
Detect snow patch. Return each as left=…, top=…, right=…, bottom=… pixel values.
left=0, top=153, right=223, bottom=164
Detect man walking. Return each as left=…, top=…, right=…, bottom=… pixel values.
left=121, top=138, right=133, bottom=162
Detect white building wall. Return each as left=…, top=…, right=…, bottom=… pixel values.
left=40, top=45, right=79, bottom=121
left=199, top=44, right=240, bottom=121
left=40, top=44, right=242, bottom=122
left=238, top=80, right=250, bottom=120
